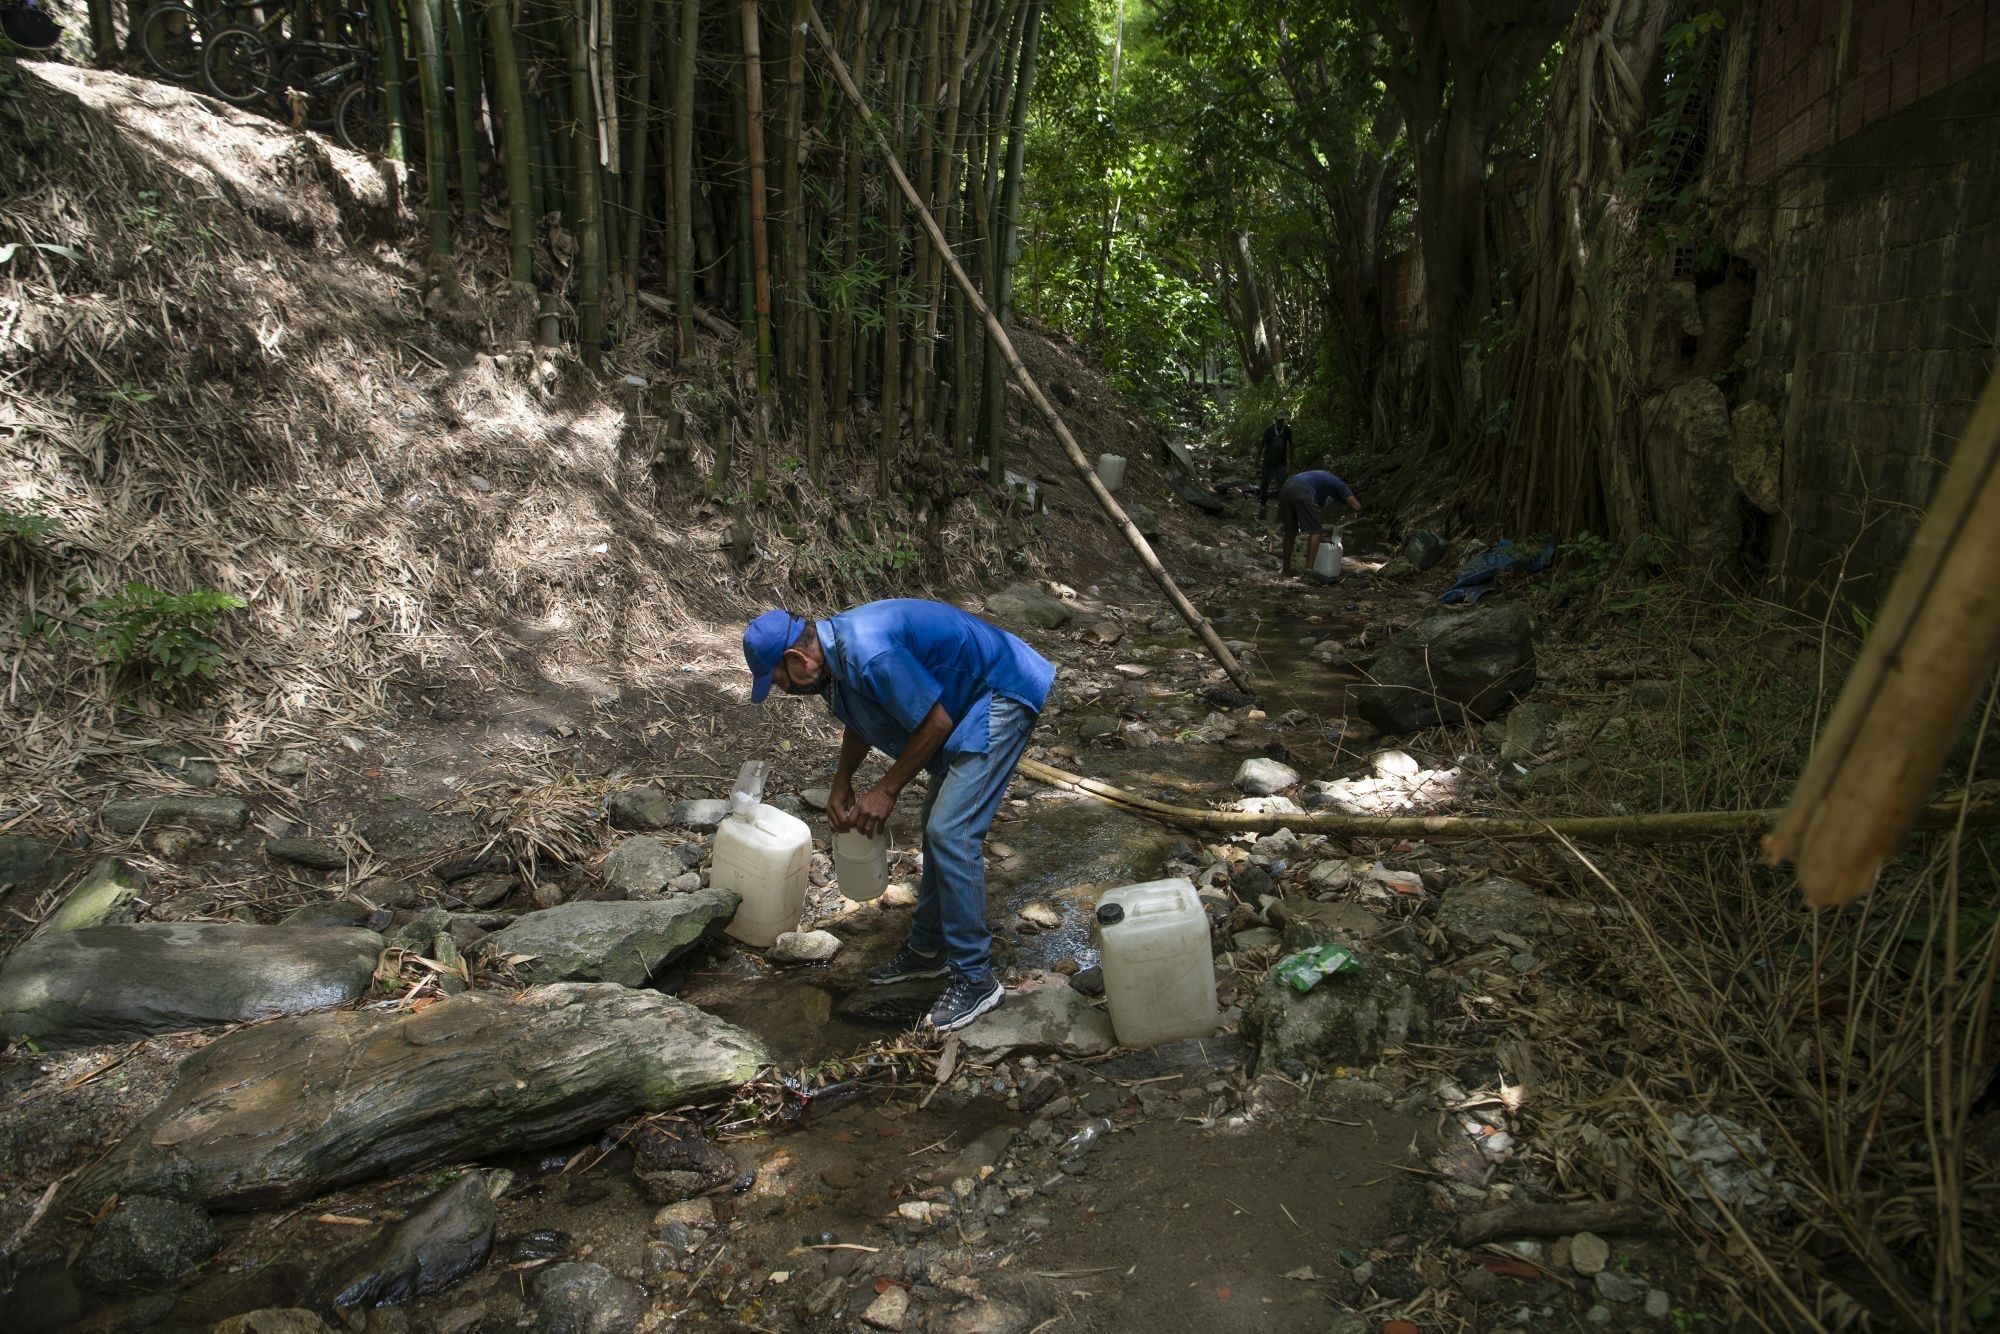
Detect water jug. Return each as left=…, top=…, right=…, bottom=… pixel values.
left=1312, top=529, right=1343, bottom=580
left=832, top=828, right=890, bottom=901
left=711, top=761, right=812, bottom=946
left=1092, top=878, right=1217, bottom=1049
left=1095, top=453, right=1126, bottom=492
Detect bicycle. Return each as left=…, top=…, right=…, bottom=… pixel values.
left=200, top=9, right=371, bottom=124
left=136, top=0, right=275, bottom=86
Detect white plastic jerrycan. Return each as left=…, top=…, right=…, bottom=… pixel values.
left=832, top=827, right=890, bottom=901
left=711, top=760, right=812, bottom=947
left=1092, top=878, right=1217, bottom=1049
left=1095, top=453, right=1126, bottom=491
left=1312, top=527, right=1344, bottom=579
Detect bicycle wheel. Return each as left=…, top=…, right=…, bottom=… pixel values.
left=276, top=45, right=354, bottom=130
left=200, top=25, right=275, bottom=107
left=331, top=79, right=386, bottom=155
left=138, top=2, right=206, bottom=82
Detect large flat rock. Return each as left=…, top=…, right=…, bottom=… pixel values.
left=479, top=891, right=739, bottom=986
left=77, top=984, right=767, bottom=1211
left=0, top=923, right=383, bottom=1048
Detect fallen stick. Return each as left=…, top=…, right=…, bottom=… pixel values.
left=1453, top=1198, right=1656, bottom=1248
left=1765, top=363, right=2000, bottom=906
left=805, top=7, right=1254, bottom=697
left=1018, top=757, right=2000, bottom=843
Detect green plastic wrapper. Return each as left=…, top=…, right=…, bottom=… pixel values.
left=1275, top=943, right=1361, bottom=993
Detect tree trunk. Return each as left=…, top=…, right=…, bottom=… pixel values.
left=623, top=0, right=660, bottom=324
left=485, top=0, right=535, bottom=285
left=671, top=0, right=701, bottom=353
left=566, top=0, right=606, bottom=368
left=741, top=0, right=774, bottom=498
left=980, top=0, right=1041, bottom=486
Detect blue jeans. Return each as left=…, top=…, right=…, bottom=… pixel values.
left=906, top=695, right=1039, bottom=983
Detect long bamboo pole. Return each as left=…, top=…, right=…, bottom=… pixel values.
left=806, top=5, right=1254, bottom=695
left=1021, top=758, right=2000, bottom=843
left=1765, top=364, right=2000, bottom=906
left=485, top=0, right=535, bottom=285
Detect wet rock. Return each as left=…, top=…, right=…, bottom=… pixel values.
left=101, top=795, right=249, bottom=835
left=837, top=978, right=946, bottom=1026
left=1234, top=757, right=1299, bottom=796
left=1499, top=700, right=1560, bottom=765
left=78, top=985, right=766, bottom=1210
left=962, top=986, right=1113, bottom=1060
left=673, top=799, right=732, bottom=832
left=1352, top=606, right=1536, bottom=734
left=331, top=1172, right=497, bottom=1308
left=606, top=787, right=675, bottom=831
left=268, top=749, right=313, bottom=781
left=283, top=897, right=377, bottom=928
left=600, top=836, right=681, bottom=897
left=266, top=837, right=349, bottom=870
left=145, top=743, right=220, bottom=788
left=863, top=1285, right=911, bottom=1330
left=631, top=1121, right=734, bottom=1203
left=434, top=850, right=510, bottom=883
left=1076, top=716, right=1119, bottom=742
left=457, top=872, right=517, bottom=909
left=0, top=834, right=72, bottom=890
left=41, top=858, right=141, bottom=932
left=212, top=1310, right=333, bottom=1334
left=1071, top=966, right=1104, bottom=998
left=478, top=891, right=739, bottom=986
left=1437, top=877, right=1549, bottom=949
left=77, top=1195, right=221, bottom=1294
left=1402, top=530, right=1448, bottom=571
left=1016, top=901, right=1062, bottom=931
left=1595, top=1269, right=1647, bottom=1305
left=769, top=930, right=842, bottom=965
left=1243, top=944, right=1428, bottom=1068
left=532, top=1262, right=646, bottom=1334
left=651, top=1199, right=715, bottom=1231
left=0, top=923, right=383, bottom=1048
left=983, top=583, right=1071, bottom=629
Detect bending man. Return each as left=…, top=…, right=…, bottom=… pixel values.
left=742, top=599, right=1055, bottom=1032
left=1275, top=468, right=1362, bottom=576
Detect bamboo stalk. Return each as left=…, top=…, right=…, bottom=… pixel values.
left=443, top=0, right=483, bottom=215
left=1765, top=364, right=2000, bottom=906
left=485, top=0, right=535, bottom=285
left=409, top=0, right=456, bottom=263
left=622, top=0, right=660, bottom=323
left=807, top=5, right=1254, bottom=695
left=1019, top=758, right=2000, bottom=843
left=372, top=0, right=410, bottom=163
left=566, top=0, right=606, bottom=367
left=671, top=0, right=700, bottom=354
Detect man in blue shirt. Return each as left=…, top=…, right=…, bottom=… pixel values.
left=1275, top=469, right=1362, bottom=576
left=742, top=599, right=1056, bottom=1031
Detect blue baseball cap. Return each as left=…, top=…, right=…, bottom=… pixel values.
left=743, top=609, right=807, bottom=703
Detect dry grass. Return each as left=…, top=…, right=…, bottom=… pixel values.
left=1483, top=567, right=2000, bottom=1330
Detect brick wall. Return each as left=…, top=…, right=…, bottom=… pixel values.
left=1739, top=53, right=2000, bottom=601
left=1749, top=0, right=1999, bottom=182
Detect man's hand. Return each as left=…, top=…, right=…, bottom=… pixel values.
left=826, top=777, right=856, bottom=833
left=850, top=782, right=900, bottom=837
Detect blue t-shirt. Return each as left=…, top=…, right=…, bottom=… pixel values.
left=818, top=600, right=1056, bottom=767
left=1290, top=470, right=1355, bottom=505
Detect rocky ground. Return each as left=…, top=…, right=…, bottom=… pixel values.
left=0, top=506, right=1752, bottom=1334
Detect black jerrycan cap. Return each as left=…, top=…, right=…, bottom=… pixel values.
left=1095, top=902, right=1125, bottom=926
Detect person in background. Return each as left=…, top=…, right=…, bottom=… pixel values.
left=1257, top=414, right=1293, bottom=517
left=742, top=600, right=1055, bottom=1032
left=1275, top=468, right=1362, bottom=576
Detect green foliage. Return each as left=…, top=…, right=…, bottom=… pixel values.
left=0, top=240, right=84, bottom=266
left=1557, top=531, right=1671, bottom=594
left=68, top=582, right=247, bottom=688
left=0, top=502, right=55, bottom=550
left=121, top=190, right=178, bottom=243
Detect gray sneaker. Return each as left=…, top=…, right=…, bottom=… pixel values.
left=927, top=975, right=1004, bottom=1032
left=866, top=943, right=949, bottom=986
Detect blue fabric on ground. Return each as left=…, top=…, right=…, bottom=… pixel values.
left=1438, top=539, right=1556, bottom=604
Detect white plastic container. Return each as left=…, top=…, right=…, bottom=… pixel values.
left=1312, top=529, right=1344, bottom=579
left=1092, top=878, right=1217, bottom=1049
left=1095, top=453, right=1126, bottom=491
left=710, top=761, right=812, bottom=946
left=832, top=828, right=890, bottom=902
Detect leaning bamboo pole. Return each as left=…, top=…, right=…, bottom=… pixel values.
left=1765, top=364, right=2000, bottom=906
left=806, top=4, right=1254, bottom=695
left=1020, top=758, right=2000, bottom=843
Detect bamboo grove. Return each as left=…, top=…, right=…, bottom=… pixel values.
left=359, top=0, right=1049, bottom=501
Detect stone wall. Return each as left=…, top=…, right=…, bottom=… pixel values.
left=1734, top=54, right=2000, bottom=603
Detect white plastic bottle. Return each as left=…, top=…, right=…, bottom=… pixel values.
left=1092, top=878, right=1217, bottom=1049
left=1096, top=453, right=1126, bottom=491
left=832, top=827, right=890, bottom=901
left=1312, top=527, right=1344, bottom=579
left=710, top=761, right=812, bottom=946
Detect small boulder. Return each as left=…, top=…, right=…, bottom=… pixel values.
left=769, top=930, right=842, bottom=965
left=863, top=1285, right=911, bottom=1331
left=480, top=893, right=739, bottom=987
left=1570, top=1231, right=1610, bottom=1277
left=1123, top=503, right=1162, bottom=538
left=984, top=583, right=1071, bottom=629
left=532, top=1262, right=647, bottom=1334
left=0, top=834, right=71, bottom=890
left=330, top=1172, right=497, bottom=1308
left=601, top=836, right=680, bottom=898
left=78, top=1195, right=221, bottom=1294
left=1234, top=757, right=1299, bottom=796
left=1243, top=943, right=1429, bottom=1069
left=145, top=743, right=220, bottom=789
left=1437, top=876, right=1550, bottom=949
left=41, top=858, right=141, bottom=933
left=266, top=837, right=349, bottom=871
left=1499, top=701, right=1560, bottom=765
left=607, top=787, right=675, bottom=831
left=962, top=987, right=1113, bottom=1060
left=1352, top=605, right=1536, bottom=734
left=1402, top=530, right=1448, bottom=571
left=1369, top=750, right=1421, bottom=780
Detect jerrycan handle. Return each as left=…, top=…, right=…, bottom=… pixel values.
left=730, top=760, right=769, bottom=821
